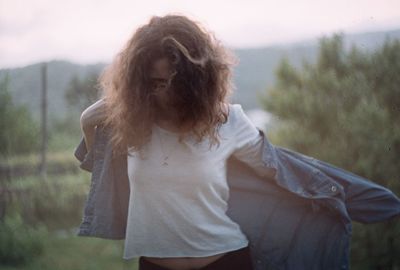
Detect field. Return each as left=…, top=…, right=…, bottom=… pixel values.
left=0, top=150, right=137, bottom=270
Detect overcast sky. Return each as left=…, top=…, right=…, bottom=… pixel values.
left=1, top=0, right=400, bottom=69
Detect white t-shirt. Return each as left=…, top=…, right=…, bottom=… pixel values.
left=123, top=104, right=263, bottom=259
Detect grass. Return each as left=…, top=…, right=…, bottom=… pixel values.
left=5, top=172, right=91, bottom=231
left=0, top=132, right=139, bottom=269
left=1, top=164, right=138, bottom=270
left=0, top=231, right=138, bottom=270
left=0, top=149, right=77, bottom=170
left=0, top=128, right=81, bottom=169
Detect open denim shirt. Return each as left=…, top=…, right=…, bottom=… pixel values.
left=74, top=125, right=400, bottom=270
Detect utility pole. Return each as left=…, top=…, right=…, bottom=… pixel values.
left=39, top=62, right=48, bottom=180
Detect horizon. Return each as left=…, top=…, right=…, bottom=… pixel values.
left=0, top=26, right=400, bottom=71
left=1, top=27, right=399, bottom=70
left=2, top=27, right=400, bottom=71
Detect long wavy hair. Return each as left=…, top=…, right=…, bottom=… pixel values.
left=100, top=14, right=236, bottom=155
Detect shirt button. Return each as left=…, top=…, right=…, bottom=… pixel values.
left=331, top=185, right=337, bottom=192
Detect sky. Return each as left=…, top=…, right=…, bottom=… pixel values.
left=1, top=0, right=400, bottom=69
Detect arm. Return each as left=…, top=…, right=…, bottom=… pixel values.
left=229, top=105, right=400, bottom=223
left=296, top=154, right=400, bottom=223
left=230, top=104, right=276, bottom=179
left=80, top=99, right=106, bottom=152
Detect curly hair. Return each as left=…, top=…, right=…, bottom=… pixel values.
left=100, top=14, right=236, bottom=154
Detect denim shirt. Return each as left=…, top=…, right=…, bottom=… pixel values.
left=74, top=125, right=400, bottom=270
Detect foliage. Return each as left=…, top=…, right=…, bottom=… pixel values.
left=1, top=171, right=138, bottom=269
left=0, top=150, right=79, bottom=180
left=65, top=72, right=101, bottom=113
left=62, top=72, right=101, bottom=152
left=261, top=34, right=400, bottom=269
left=48, top=113, right=82, bottom=152
left=0, top=147, right=138, bottom=270
left=7, top=172, right=90, bottom=230
left=0, top=232, right=137, bottom=270
left=0, top=76, right=40, bottom=157
left=0, top=214, right=46, bottom=266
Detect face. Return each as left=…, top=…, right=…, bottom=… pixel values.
left=149, top=58, right=175, bottom=113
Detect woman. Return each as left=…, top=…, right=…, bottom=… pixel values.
left=78, top=14, right=400, bottom=270
left=81, top=14, right=265, bottom=270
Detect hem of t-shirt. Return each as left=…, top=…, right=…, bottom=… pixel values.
left=122, top=239, right=249, bottom=260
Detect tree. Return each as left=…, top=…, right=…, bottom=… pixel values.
left=55, top=72, right=101, bottom=144
left=0, top=76, right=39, bottom=157
left=261, top=34, right=400, bottom=269
left=65, top=72, right=101, bottom=113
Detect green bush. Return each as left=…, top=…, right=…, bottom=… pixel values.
left=7, top=172, right=90, bottom=230
left=0, top=215, right=46, bottom=266
left=0, top=75, right=40, bottom=157
left=48, top=112, right=82, bottom=152
left=261, top=34, right=400, bottom=270
left=29, top=178, right=87, bottom=230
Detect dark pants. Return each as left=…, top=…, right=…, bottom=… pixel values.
left=138, top=246, right=254, bottom=270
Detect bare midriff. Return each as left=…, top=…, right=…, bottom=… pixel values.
left=142, top=252, right=227, bottom=270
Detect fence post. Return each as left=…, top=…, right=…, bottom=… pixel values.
left=39, top=62, right=48, bottom=180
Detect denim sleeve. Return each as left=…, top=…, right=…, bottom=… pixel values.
left=289, top=151, right=400, bottom=223
left=74, top=137, right=94, bottom=172
left=335, top=169, right=400, bottom=223
left=345, top=180, right=400, bottom=223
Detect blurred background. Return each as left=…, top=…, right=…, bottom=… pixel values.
left=0, top=0, right=399, bottom=269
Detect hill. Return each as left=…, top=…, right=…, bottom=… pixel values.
left=1, top=29, right=399, bottom=121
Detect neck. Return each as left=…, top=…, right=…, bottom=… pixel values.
left=155, top=120, right=180, bottom=133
